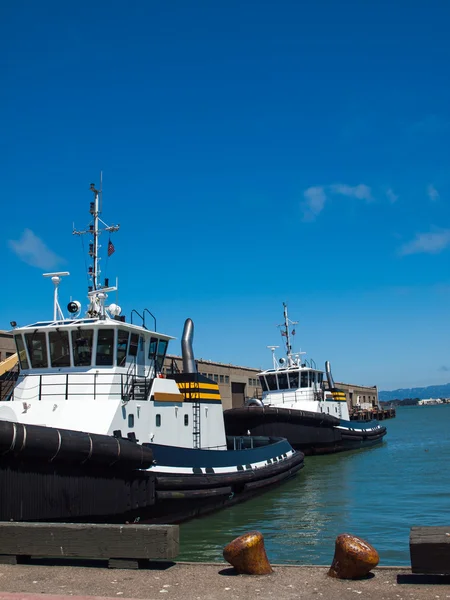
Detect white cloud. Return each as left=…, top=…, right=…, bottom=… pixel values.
left=302, top=186, right=327, bottom=221
left=8, top=229, right=65, bottom=269
left=329, top=183, right=373, bottom=201
left=427, top=184, right=440, bottom=202
left=301, top=182, right=372, bottom=221
left=399, top=229, right=450, bottom=256
left=386, top=188, right=398, bottom=203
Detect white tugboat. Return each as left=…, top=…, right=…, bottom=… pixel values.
left=224, top=303, right=386, bottom=454
left=0, top=184, right=304, bottom=524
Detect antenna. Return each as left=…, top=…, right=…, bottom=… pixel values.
left=278, top=302, right=298, bottom=366
left=43, top=272, right=70, bottom=321
left=73, top=175, right=119, bottom=293
left=267, top=345, right=280, bottom=370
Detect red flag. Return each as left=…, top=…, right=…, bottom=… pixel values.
left=292, top=329, right=296, bottom=335
left=108, top=239, right=115, bottom=257
left=281, top=331, right=287, bottom=336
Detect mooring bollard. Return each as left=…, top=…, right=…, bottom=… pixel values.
left=328, top=533, right=379, bottom=579
left=223, top=531, right=273, bottom=575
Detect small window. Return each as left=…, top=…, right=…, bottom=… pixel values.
left=288, top=371, right=299, bottom=389
left=129, top=333, right=139, bottom=357
left=96, top=329, right=114, bottom=366
left=72, top=329, right=94, bottom=366
left=128, top=414, right=134, bottom=428
left=277, top=373, right=288, bottom=390
left=300, top=371, right=308, bottom=388
left=14, top=334, right=29, bottom=370
left=156, top=414, right=161, bottom=427
left=117, top=329, right=129, bottom=366
left=148, top=337, right=158, bottom=359
left=155, top=339, right=168, bottom=372
left=225, top=375, right=229, bottom=384
left=220, top=374, right=224, bottom=383
left=184, top=414, right=189, bottom=426
left=25, top=331, right=48, bottom=368
left=266, top=374, right=277, bottom=391
left=49, top=330, right=71, bottom=367
left=213, top=374, right=219, bottom=383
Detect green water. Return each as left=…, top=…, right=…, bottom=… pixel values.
left=179, top=404, right=450, bottom=565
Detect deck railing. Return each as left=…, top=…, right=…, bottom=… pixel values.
left=3, top=372, right=154, bottom=402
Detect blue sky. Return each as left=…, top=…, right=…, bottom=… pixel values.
left=1, top=0, right=449, bottom=391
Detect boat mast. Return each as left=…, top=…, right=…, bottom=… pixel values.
left=73, top=174, right=119, bottom=292
left=279, top=302, right=298, bottom=367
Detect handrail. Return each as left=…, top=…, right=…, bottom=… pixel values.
left=3, top=371, right=153, bottom=403
left=143, top=309, right=156, bottom=332
left=130, top=309, right=147, bottom=329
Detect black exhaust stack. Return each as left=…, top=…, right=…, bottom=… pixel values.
left=181, top=318, right=197, bottom=374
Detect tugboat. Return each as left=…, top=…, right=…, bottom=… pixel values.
left=0, top=184, right=304, bottom=524
left=224, top=304, right=386, bottom=455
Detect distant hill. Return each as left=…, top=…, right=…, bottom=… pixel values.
left=379, top=383, right=450, bottom=402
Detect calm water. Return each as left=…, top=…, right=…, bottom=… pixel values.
left=178, top=404, right=450, bottom=565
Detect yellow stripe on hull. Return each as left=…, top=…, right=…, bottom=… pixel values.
left=181, top=392, right=222, bottom=400
left=177, top=382, right=219, bottom=391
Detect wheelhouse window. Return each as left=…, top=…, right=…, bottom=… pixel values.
left=14, top=335, right=29, bottom=370
left=148, top=337, right=158, bottom=360
left=129, top=333, right=139, bottom=357
left=277, top=372, right=288, bottom=390
left=300, top=371, right=308, bottom=387
left=266, top=374, right=278, bottom=391
left=318, top=372, right=323, bottom=385
left=117, top=329, right=129, bottom=366
left=71, top=329, right=94, bottom=366
left=49, top=330, right=71, bottom=367
left=288, top=371, right=299, bottom=389
left=25, top=331, right=48, bottom=368
left=155, top=339, right=168, bottom=372
left=96, top=329, right=114, bottom=366
left=260, top=376, right=268, bottom=392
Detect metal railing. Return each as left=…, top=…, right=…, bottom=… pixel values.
left=3, top=371, right=154, bottom=402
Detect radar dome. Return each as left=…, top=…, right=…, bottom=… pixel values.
left=108, top=303, right=122, bottom=316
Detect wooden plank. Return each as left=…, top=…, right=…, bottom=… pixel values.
left=0, top=523, right=179, bottom=561
left=410, top=526, right=450, bottom=574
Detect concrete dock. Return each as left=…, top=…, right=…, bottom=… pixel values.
left=0, top=562, right=449, bottom=600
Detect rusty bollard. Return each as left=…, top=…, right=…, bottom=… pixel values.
left=328, top=533, right=379, bottom=579
left=223, top=531, right=273, bottom=575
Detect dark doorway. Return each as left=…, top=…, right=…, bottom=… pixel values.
left=231, top=382, right=246, bottom=408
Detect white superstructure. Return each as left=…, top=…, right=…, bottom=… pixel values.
left=251, top=304, right=350, bottom=420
